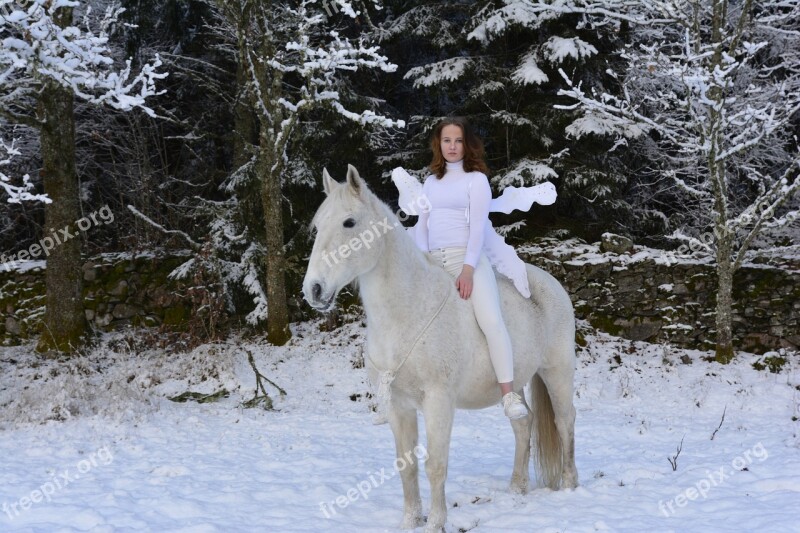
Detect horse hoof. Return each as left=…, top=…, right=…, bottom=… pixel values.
left=563, top=477, right=579, bottom=489
left=400, top=514, right=424, bottom=529
left=509, top=479, right=529, bottom=494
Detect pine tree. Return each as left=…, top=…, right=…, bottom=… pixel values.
left=378, top=0, right=629, bottom=239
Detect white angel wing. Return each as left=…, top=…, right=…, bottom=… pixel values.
left=391, top=167, right=428, bottom=216
left=490, top=182, right=557, bottom=214
left=482, top=223, right=531, bottom=298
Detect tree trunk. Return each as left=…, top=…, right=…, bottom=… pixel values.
left=714, top=235, right=735, bottom=363
left=233, top=58, right=256, bottom=169
left=258, top=137, right=291, bottom=345
left=707, top=86, right=735, bottom=362
left=234, top=8, right=291, bottom=345
left=35, top=7, right=86, bottom=354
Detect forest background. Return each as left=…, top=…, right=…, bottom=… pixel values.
left=1, top=0, right=798, bottom=362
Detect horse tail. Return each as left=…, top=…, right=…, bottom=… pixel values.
left=531, top=372, right=563, bottom=489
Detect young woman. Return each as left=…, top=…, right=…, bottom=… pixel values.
left=414, top=117, right=527, bottom=419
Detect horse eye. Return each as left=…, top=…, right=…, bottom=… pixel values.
left=343, top=218, right=356, bottom=228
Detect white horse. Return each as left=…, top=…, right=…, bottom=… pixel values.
left=303, top=165, right=578, bottom=532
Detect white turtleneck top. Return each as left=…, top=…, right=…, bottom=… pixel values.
left=414, top=159, right=492, bottom=268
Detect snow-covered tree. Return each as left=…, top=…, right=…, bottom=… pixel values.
left=384, top=0, right=629, bottom=238
left=206, top=0, right=403, bottom=344
left=0, top=0, right=166, bottom=352
left=0, top=135, right=48, bottom=203
left=553, top=0, right=800, bottom=362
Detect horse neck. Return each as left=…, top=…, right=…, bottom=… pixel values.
left=357, top=214, right=447, bottom=337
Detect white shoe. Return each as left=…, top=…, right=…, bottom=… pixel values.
left=502, top=392, right=528, bottom=419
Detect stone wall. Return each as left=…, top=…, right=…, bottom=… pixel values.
left=520, top=240, right=799, bottom=354
left=1, top=245, right=798, bottom=354
left=1, top=253, right=193, bottom=344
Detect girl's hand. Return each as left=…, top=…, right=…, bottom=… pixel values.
left=456, top=265, right=474, bottom=299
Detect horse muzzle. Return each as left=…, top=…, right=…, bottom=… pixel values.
left=303, top=281, right=337, bottom=312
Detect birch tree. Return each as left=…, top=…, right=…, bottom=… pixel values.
left=0, top=0, right=165, bottom=352
left=211, top=0, right=403, bottom=345
left=552, top=0, right=800, bottom=362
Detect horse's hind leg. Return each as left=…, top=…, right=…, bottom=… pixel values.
left=389, top=402, right=424, bottom=528
left=509, top=390, right=533, bottom=494
left=537, top=364, right=579, bottom=488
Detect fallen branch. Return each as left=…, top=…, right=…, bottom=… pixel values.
left=710, top=406, right=727, bottom=440
left=242, top=347, right=286, bottom=409
left=668, top=435, right=684, bottom=471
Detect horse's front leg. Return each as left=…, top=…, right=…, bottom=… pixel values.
left=388, top=400, right=424, bottom=529
left=422, top=389, right=455, bottom=532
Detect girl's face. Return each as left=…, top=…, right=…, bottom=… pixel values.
left=440, top=124, right=464, bottom=163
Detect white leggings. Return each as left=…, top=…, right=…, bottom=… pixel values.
left=429, top=246, right=514, bottom=384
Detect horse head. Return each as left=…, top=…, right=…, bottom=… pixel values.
left=303, top=164, right=394, bottom=312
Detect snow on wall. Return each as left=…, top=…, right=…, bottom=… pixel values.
left=519, top=239, right=800, bottom=353
left=1, top=242, right=797, bottom=353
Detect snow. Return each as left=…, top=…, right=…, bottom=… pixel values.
left=1, top=137, right=50, bottom=204
left=521, top=238, right=710, bottom=268
left=511, top=53, right=548, bottom=86
left=542, top=37, right=598, bottom=64
left=1, top=317, right=798, bottom=532
left=493, top=158, right=558, bottom=189
left=466, top=2, right=540, bottom=44
left=519, top=237, right=800, bottom=273
left=1, top=2, right=166, bottom=114
left=0, top=259, right=45, bottom=273
left=404, top=57, right=473, bottom=88
left=564, top=111, right=647, bottom=140
left=662, top=323, right=694, bottom=331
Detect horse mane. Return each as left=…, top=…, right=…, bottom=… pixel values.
left=359, top=182, right=443, bottom=273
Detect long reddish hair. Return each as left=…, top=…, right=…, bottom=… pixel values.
left=429, top=117, right=490, bottom=179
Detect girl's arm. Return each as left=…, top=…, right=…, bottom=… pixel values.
left=463, top=173, right=492, bottom=267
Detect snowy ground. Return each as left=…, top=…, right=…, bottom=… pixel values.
left=0, top=319, right=798, bottom=532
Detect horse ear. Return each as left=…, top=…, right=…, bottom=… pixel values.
left=346, top=164, right=365, bottom=197
left=322, top=168, right=337, bottom=196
